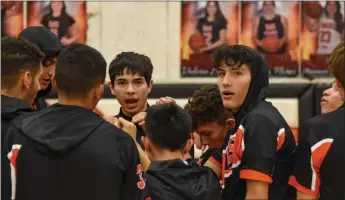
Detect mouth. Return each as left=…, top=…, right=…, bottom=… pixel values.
left=320, top=97, right=327, bottom=105
left=42, top=79, right=51, bottom=85
left=222, top=91, right=234, bottom=98
left=125, top=98, right=139, bottom=109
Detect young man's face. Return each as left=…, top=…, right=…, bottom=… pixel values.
left=40, top=57, right=57, bottom=90
left=109, top=70, right=152, bottom=117
left=217, top=63, right=251, bottom=112
left=321, top=82, right=344, bottom=114
left=195, top=122, right=229, bottom=149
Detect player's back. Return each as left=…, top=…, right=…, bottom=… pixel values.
left=3, top=104, right=143, bottom=200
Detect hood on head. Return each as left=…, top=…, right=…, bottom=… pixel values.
left=228, top=45, right=269, bottom=128
left=1, top=95, right=33, bottom=121
left=147, top=159, right=220, bottom=199
left=12, top=104, right=104, bottom=157
left=18, top=26, right=62, bottom=58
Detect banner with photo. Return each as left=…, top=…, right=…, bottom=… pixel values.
left=27, top=1, right=87, bottom=45
left=301, top=1, right=344, bottom=78
left=1, top=1, right=24, bottom=38
left=240, top=1, right=300, bottom=77
left=180, top=1, right=239, bottom=77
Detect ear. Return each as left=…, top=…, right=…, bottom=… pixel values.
left=335, top=79, right=344, bottom=90
left=183, top=139, right=194, bottom=155
left=226, top=118, right=235, bottom=129
left=51, top=74, right=58, bottom=90
left=22, top=71, right=32, bottom=90
left=142, top=136, right=150, bottom=151
left=147, top=80, right=153, bottom=94
left=107, top=81, right=116, bottom=96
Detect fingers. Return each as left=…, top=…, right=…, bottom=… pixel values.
left=113, top=117, right=121, bottom=128
left=132, top=112, right=146, bottom=124
left=155, top=96, right=176, bottom=105
left=118, top=117, right=134, bottom=127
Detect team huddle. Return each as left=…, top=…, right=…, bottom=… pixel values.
left=1, top=26, right=344, bottom=200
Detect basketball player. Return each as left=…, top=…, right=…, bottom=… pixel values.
left=107, top=52, right=153, bottom=148
left=316, top=1, right=344, bottom=55
left=289, top=41, right=344, bottom=200
left=2, top=44, right=145, bottom=200
left=196, top=1, right=227, bottom=54
left=253, top=1, right=288, bottom=54
left=321, top=81, right=344, bottom=114
left=184, top=84, right=234, bottom=166
left=18, top=26, right=62, bottom=110
left=1, top=37, right=43, bottom=200
left=205, top=45, right=296, bottom=199
left=116, top=102, right=222, bottom=199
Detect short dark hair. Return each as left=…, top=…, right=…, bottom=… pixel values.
left=212, top=45, right=254, bottom=69
left=55, top=43, right=107, bottom=97
left=108, top=52, right=153, bottom=85
left=184, top=85, right=233, bottom=130
left=328, top=41, right=344, bottom=87
left=145, top=103, right=192, bottom=151
left=1, top=37, right=44, bottom=89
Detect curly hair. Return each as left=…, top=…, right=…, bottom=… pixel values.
left=1, top=37, right=44, bottom=89
left=184, top=85, right=233, bottom=130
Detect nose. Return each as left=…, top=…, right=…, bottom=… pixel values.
left=323, top=88, right=330, bottom=96
left=222, top=73, right=232, bottom=88
left=126, top=83, right=135, bottom=94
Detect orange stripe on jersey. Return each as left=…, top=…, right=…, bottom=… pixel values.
left=208, top=156, right=221, bottom=168
left=277, top=128, right=285, bottom=151
left=240, top=169, right=273, bottom=183
left=310, top=138, right=333, bottom=195
left=291, top=128, right=299, bottom=144
left=289, top=175, right=319, bottom=197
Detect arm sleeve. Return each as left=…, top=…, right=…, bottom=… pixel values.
left=239, top=115, right=277, bottom=183
left=289, top=121, right=332, bottom=197
left=196, top=19, right=203, bottom=33
left=67, top=15, right=75, bottom=27
left=216, top=17, right=227, bottom=30
left=119, top=134, right=146, bottom=200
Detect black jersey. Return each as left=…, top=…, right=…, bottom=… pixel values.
left=2, top=104, right=145, bottom=200
left=257, top=14, right=286, bottom=54
left=290, top=104, right=345, bottom=200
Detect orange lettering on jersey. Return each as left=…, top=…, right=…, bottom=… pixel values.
left=7, top=144, right=22, bottom=200
left=136, top=164, right=145, bottom=190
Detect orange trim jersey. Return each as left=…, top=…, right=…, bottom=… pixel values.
left=208, top=101, right=297, bottom=199
left=289, top=104, right=345, bottom=200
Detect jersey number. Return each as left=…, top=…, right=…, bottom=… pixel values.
left=136, top=164, right=145, bottom=189
left=320, top=30, right=332, bottom=43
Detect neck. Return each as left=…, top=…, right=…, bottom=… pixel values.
left=52, top=11, right=62, bottom=17
left=1, top=88, right=27, bottom=102
left=207, top=15, right=215, bottom=21
left=264, top=13, right=275, bottom=20
left=150, top=148, right=185, bottom=162
left=58, top=95, right=94, bottom=110
left=122, top=103, right=148, bottom=118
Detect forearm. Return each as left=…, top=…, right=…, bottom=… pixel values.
left=135, top=142, right=151, bottom=172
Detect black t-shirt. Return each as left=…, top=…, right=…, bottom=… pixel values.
left=116, top=105, right=149, bottom=150
left=290, top=104, right=345, bottom=200
left=208, top=101, right=297, bottom=199
left=196, top=17, right=227, bottom=52
left=41, top=13, right=75, bottom=39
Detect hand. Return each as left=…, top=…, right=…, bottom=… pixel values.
left=114, top=117, right=137, bottom=141
left=132, top=112, right=147, bottom=127
left=192, top=132, right=202, bottom=150
left=61, top=37, right=70, bottom=45
left=257, top=40, right=263, bottom=47
left=103, top=115, right=117, bottom=124
left=198, top=47, right=208, bottom=53
left=155, top=96, right=176, bottom=105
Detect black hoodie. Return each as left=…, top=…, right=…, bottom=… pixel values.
left=206, top=45, right=296, bottom=200
left=2, top=104, right=145, bottom=200
left=1, top=95, right=34, bottom=200
left=145, top=158, right=221, bottom=200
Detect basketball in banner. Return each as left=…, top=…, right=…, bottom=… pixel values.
left=27, top=1, right=87, bottom=45
left=241, top=1, right=300, bottom=77
left=1, top=1, right=23, bottom=37
left=180, top=1, right=239, bottom=77
left=301, top=1, right=344, bottom=78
